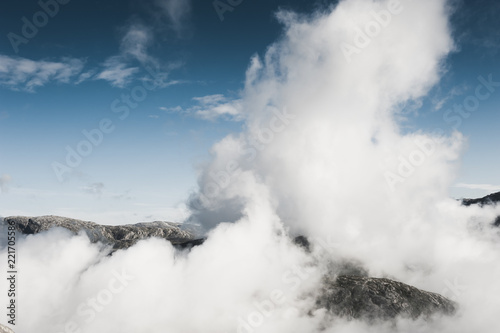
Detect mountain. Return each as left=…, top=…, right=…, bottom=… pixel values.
left=2, top=215, right=202, bottom=251
left=317, top=275, right=456, bottom=321
left=462, top=191, right=500, bottom=226
left=462, top=191, right=500, bottom=207
left=1, top=215, right=457, bottom=322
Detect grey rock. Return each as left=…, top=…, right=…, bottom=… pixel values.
left=462, top=191, right=500, bottom=207
left=316, top=275, right=456, bottom=321
left=2, top=215, right=197, bottom=251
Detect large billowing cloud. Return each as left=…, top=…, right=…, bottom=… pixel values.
left=3, top=1, right=500, bottom=332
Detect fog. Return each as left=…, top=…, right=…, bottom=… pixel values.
left=2, top=0, right=500, bottom=332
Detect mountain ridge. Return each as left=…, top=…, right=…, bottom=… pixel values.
left=1, top=215, right=457, bottom=323
left=2, top=215, right=201, bottom=251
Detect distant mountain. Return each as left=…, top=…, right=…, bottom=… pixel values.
left=462, top=191, right=500, bottom=206
left=2, top=215, right=202, bottom=251
left=461, top=192, right=500, bottom=226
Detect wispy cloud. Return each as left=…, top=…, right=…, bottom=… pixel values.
left=0, top=174, right=11, bottom=193
left=159, top=105, right=184, bottom=113
left=0, top=55, right=85, bottom=92
left=431, top=84, right=469, bottom=111
left=162, top=94, right=243, bottom=121
left=95, top=56, right=139, bottom=88
left=154, top=0, right=191, bottom=35
left=95, top=24, right=151, bottom=87
left=96, top=23, right=178, bottom=88
left=82, top=182, right=105, bottom=197
left=455, top=183, right=500, bottom=193
left=75, top=70, right=96, bottom=85
left=121, top=24, right=156, bottom=66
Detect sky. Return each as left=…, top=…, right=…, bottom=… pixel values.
left=3, top=1, right=500, bottom=332
left=0, top=0, right=499, bottom=225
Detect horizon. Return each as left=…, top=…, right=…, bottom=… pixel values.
left=1, top=0, right=500, bottom=225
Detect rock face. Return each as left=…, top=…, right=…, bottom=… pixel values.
left=316, top=275, right=456, bottom=321
left=462, top=191, right=500, bottom=206
left=2, top=216, right=199, bottom=250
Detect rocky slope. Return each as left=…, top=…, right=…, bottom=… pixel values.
left=2, top=215, right=200, bottom=250
left=1, top=215, right=457, bottom=322
left=317, top=275, right=456, bottom=321
left=462, top=191, right=500, bottom=207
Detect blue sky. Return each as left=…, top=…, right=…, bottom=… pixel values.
left=0, top=0, right=499, bottom=224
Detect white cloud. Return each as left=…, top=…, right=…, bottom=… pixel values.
left=195, top=99, right=242, bottom=120
left=0, top=55, right=85, bottom=92
left=0, top=25, right=173, bottom=90
left=192, top=94, right=226, bottom=105
left=162, top=94, right=243, bottom=121
left=75, top=70, right=96, bottom=85
left=455, top=183, right=500, bottom=193
left=159, top=106, right=183, bottom=113
left=96, top=24, right=178, bottom=88
left=95, top=56, right=139, bottom=88
left=121, top=24, right=155, bottom=65
left=431, top=84, right=469, bottom=111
